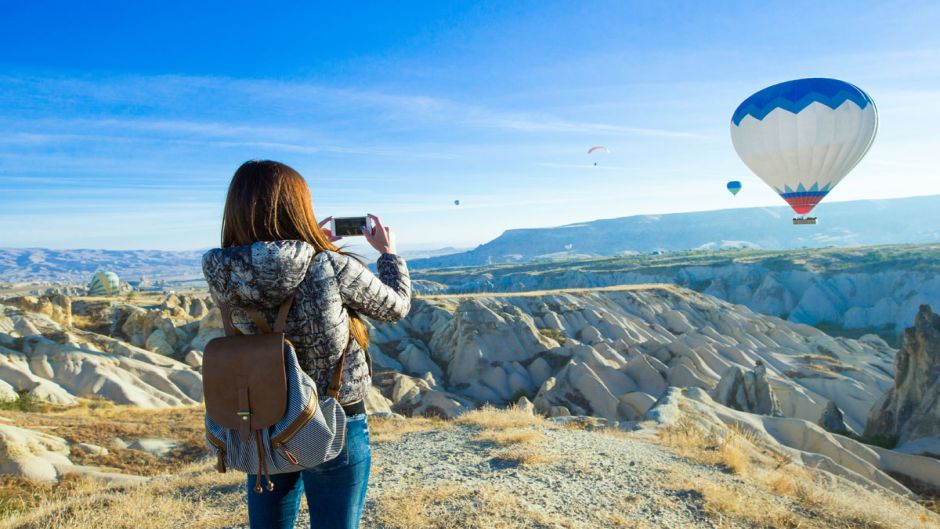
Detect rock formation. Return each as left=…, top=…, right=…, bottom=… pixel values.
left=0, top=423, right=144, bottom=485
left=865, top=304, right=940, bottom=455
left=411, top=245, right=940, bottom=337
left=0, top=302, right=203, bottom=407
left=2, top=295, right=72, bottom=327
left=644, top=387, right=940, bottom=498
left=370, top=285, right=896, bottom=430
left=818, top=401, right=849, bottom=434
left=712, top=361, right=783, bottom=417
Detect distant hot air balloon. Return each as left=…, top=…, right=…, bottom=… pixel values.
left=588, top=146, right=609, bottom=166
left=454, top=199, right=460, bottom=206
left=730, top=78, right=877, bottom=224
left=727, top=181, right=742, bottom=196
left=87, top=271, right=121, bottom=296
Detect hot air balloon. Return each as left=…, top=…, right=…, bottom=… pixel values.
left=727, top=181, right=742, bottom=196
left=730, top=78, right=877, bottom=224
left=454, top=199, right=460, bottom=206
left=87, top=271, right=121, bottom=296
left=588, top=146, right=609, bottom=166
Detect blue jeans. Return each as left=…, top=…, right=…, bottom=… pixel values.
left=247, top=414, right=371, bottom=529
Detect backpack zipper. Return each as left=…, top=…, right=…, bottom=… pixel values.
left=270, top=396, right=318, bottom=447
left=206, top=432, right=227, bottom=473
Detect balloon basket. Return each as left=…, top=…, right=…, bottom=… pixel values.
left=792, top=217, right=817, bottom=225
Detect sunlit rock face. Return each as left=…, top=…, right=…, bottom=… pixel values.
left=411, top=248, right=940, bottom=338
left=712, top=362, right=783, bottom=417
left=865, top=304, right=940, bottom=455
left=643, top=387, right=940, bottom=498
left=371, top=285, right=895, bottom=432
left=0, top=302, right=203, bottom=408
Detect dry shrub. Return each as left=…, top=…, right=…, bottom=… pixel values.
left=0, top=461, right=246, bottom=529
left=659, top=417, right=754, bottom=475
left=660, top=419, right=940, bottom=529
left=369, top=415, right=452, bottom=444
left=0, top=402, right=205, bottom=475
left=474, top=429, right=543, bottom=446
left=374, top=482, right=577, bottom=529
left=455, top=404, right=547, bottom=431
left=492, top=447, right=557, bottom=467
left=0, top=474, right=97, bottom=520
left=674, top=479, right=804, bottom=529
left=796, top=476, right=940, bottom=529
left=718, top=432, right=750, bottom=475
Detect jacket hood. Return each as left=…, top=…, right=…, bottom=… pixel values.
left=202, top=240, right=316, bottom=309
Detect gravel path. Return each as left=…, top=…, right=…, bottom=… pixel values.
left=359, top=423, right=724, bottom=529
left=225, top=421, right=778, bottom=529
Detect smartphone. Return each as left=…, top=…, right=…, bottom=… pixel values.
left=331, top=216, right=370, bottom=237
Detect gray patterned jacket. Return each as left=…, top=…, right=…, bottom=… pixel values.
left=202, top=240, right=411, bottom=404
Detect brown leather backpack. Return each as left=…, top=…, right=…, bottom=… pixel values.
left=203, top=294, right=348, bottom=492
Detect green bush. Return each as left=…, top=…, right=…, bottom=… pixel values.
left=0, top=391, right=45, bottom=412
left=538, top=328, right=566, bottom=345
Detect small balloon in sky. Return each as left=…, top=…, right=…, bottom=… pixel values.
left=727, top=180, right=742, bottom=196
left=453, top=199, right=460, bottom=206
left=730, top=78, right=878, bottom=223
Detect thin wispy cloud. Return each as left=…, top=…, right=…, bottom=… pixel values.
left=2, top=2, right=940, bottom=249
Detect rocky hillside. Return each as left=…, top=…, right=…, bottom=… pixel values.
left=410, top=194, right=940, bottom=268
left=1, top=285, right=939, bottom=524
left=0, top=248, right=205, bottom=283
left=1, top=407, right=936, bottom=529
left=413, top=244, right=940, bottom=339
left=866, top=305, right=940, bottom=456
left=0, top=294, right=210, bottom=407
left=370, top=285, right=896, bottom=435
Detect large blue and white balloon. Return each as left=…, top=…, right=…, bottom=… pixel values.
left=730, top=78, right=878, bottom=216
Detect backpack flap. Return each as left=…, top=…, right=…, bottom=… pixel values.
left=203, top=332, right=288, bottom=442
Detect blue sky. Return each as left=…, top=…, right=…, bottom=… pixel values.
left=2, top=1, right=940, bottom=251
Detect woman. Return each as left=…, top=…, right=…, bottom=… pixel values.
left=202, top=160, right=411, bottom=529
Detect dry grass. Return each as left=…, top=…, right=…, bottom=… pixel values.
left=0, top=461, right=246, bottom=529
left=0, top=401, right=205, bottom=475
left=474, top=429, right=543, bottom=446
left=673, top=478, right=805, bottom=529
left=373, top=482, right=577, bottom=529
left=491, top=446, right=557, bottom=467
left=658, top=416, right=756, bottom=475
left=455, top=404, right=547, bottom=431
left=368, top=414, right=452, bottom=444
left=657, top=415, right=940, bottom=529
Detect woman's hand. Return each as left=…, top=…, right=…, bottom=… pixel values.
left=363, top=214, right=397, bottom=255
left=318, top=217, right=342, bottom=243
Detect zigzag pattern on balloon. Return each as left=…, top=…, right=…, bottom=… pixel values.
left=731, top=78, right=873, bottom=125
left=773, top=182, right=833, bottom=196
left=775, top=182, right=833, bottom=215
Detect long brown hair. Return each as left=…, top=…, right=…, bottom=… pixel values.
left=221, top=160, right=369, bottom=349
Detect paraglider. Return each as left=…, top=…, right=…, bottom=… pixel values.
left=730, top=78, right=878, bottom=224
left=87, top=271, right=121, bottom=296
left=587, top=146, right=609, bottom=166
left=453, top=199, right=460, bottom=206
left=727, top=181, right=742, bottom=196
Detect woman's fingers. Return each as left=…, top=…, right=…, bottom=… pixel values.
left=368, top=214, right=385, bottom=236
left=318, top=216, right=333, bottom=228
